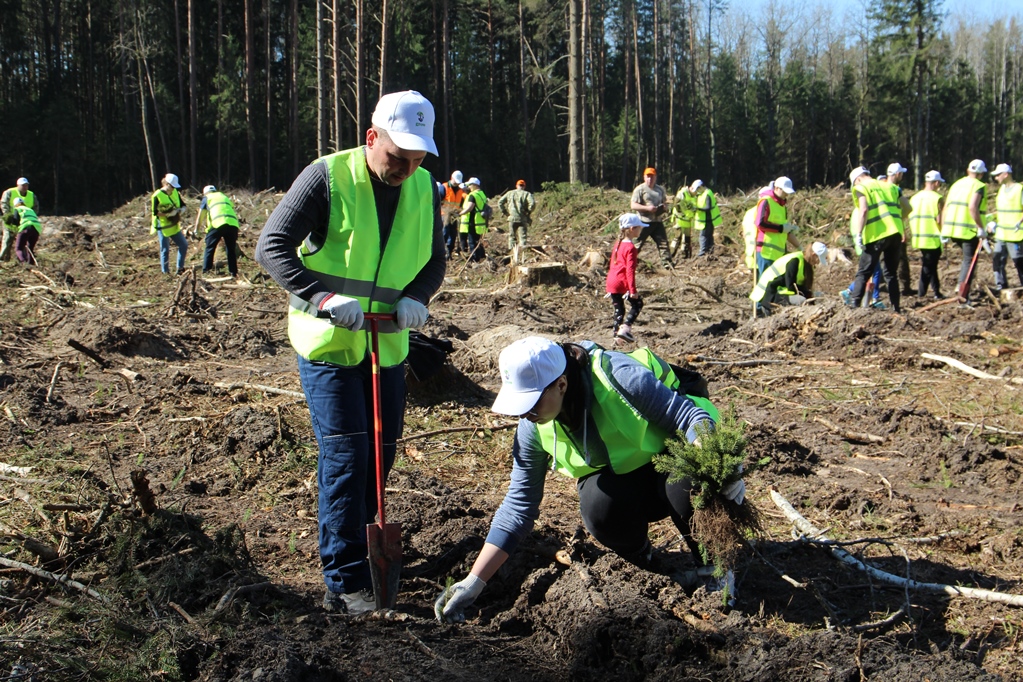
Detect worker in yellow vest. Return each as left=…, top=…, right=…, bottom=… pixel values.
left=881, top=163, right=914, bottom=296
left=847, top=166, right=904, bottom=312
left=255, top=90, right=445, bottom=615
left=0, top=177, right=36, bottom=262
left=992, top=163, right=1023, bottom=290
left=194, top=185, right=241, bottom=277
left=690, top=179, right=723, bottom=257
left=458, top=177, right=488, bottom=263
left=151, top=173, right=188, bottom=274
left=753, top=176, right=800, bottom=276
left=9, top=197, right=41, bottom=264
left=908, top=170, right=946, bottom=299
left=941, top=159, right=988, bottom=294
left=670, top=184, right=697, bottom=258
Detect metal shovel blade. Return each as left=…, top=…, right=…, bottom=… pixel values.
left=367, top=520, right=402, bottom=610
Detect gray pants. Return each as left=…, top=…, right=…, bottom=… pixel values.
left=0, top=226, right=12, bottom=261
left=508, top=221, right=528, bottom=248
left=993, top=240, right=1023, bottom=289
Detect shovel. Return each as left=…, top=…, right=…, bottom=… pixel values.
left=363, top=312, right=402, bottom=610
left=957, top=238, right=984, bottom=302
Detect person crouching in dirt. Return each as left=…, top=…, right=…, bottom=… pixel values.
left=606, top=213, right=645, bottom=342
left=434, top=336, right=747, bottom=623
left=749, top=241, right=827, bottom=315
left=8, top=197, right=41, bottom=265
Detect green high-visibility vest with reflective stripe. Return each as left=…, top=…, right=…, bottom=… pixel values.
left=13, top=206, right=39, bottom=233
left=880, top=182, right=905, bottom=235
left=286, top=147, right=434, bottom=368
left=856, top=178, right=899, bottom=244
left=749, top=251, right=804, bottom=302
left=672, top=190, right=695, bottom=229
left=755, top=195, right=788, bottom=261
left=5, top=188, right=35, bottom=211
left=151, top=188, right=183, bottom=237
left=537, top=345, right=717, bottom=478
left=909, top=190, right=942, bottom=250
left=995, top=182, right=1023, bottom=243
left=693, top=189, right=722, bottom=231
left=942, top=177, right=986, bottom=240
left=459, top=190, right=487, bottom=235
left=204, top=191, right=239, bottom=230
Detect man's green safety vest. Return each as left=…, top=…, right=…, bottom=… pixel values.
left=942, top=177, right=986, bottom=240
left=13, top=206, right=40, bottom=234
left=855, top=178, right=899, bottom=245
left=909, top=190, right=943, bottom=250
left=995, top=182, right=1023, bottom=243
left=693, top=189, right=722, bottom=231
left=880, top=182, right=905, bottom=235
left=537, top=345, right=718, bottom=478
left=459, top=189, right=487, bottom=235
left=755, top=194, right=788, bottom=262
left=151, top=188, right=183, bottom=237
left=749, top=251, right=804, bottom=302
left=286, top=146, right=434, bottom=368
left=204, top=191, right=239, bottom=231
left=5, top=188, right=35, bottom=211
left=672, top=189, right=696, bottom=230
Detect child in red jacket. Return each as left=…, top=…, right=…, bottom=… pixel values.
left=606, top=213, right=645, bottom=342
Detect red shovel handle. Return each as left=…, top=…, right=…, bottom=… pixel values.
left=364, top=313, right=396, bottom=528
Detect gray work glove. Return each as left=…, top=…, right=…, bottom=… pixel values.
left=788, top=294, right=807, bottom=305
left=435, top=574, right=486, bottom=623
left=318, top=294, right=364, bottom=331
left=394, top=296, right=429, bottom=330
left=722, top=479, right=746, bottom=505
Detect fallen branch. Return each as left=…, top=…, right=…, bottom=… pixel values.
left=213, top=381, right=304, bottom=399
left=922, top=353, right=1023, bottom=387
left=68, top=338, right=111, bottom=369
left=399, top=422, right=517, bottom=442
left=0, top=556, right=107, bottom=602
left=852, top=607, right=906, bottom=634
left=813, top=416, right=885, bottom=444
left=917, top=297, right=957, bottom=313
left=771, top=489, right=1023, bottom=607
left=686, top=355, right=783, bottom=367
left=211, top=581, right=272, bottom=619
left=934, top=417, right=1023, bottom=437
left=169, top=601, right=195, bottom=624
left=46, top=361, right=62, bottom=403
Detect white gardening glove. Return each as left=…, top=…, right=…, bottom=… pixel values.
left=435, top=574, right=486, bottom=623
left=721, top=479, right=746, bottom=505
left=318, top=294, right=363, bottom=331
left=783, top=223, right=798, bottom=234
left=394, top=296, right=429, bottom=330
left=788, top=294, right=807, bottom=305
left=986, top=221, right=996, bottom=235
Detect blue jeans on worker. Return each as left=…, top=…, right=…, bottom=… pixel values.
left=158, top=230, right=188, bottom=273
left=697, top=225, right=714, bottom=256
left=846, top=264, right=881, bottom=301
left=850, top=233, right=902, bottom=312
left=992, top=240, right=1023, bottom=290
left=298, top=354, right=406, bottom=595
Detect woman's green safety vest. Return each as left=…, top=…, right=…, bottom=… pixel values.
left=205, top=191, right=239, bottom=230
left=755, top=194, right=788, bottom=262
left=693, top=189, right=722, bottom=231
left=749, top=251, right=804, bottom=302
left=909, top=190, right=942, bottom=250
left=942, top=177, right=986, bottom=240
left=286, top=147, right=434, bottom=368
left=995, top=183, right=1023, bottom=243
left=459, top=190, right=487, bottom=235
left=537, top=345, right=718, bottom=478
left=151, top=189, right=183, bottom=237
left=13, top=206, right=39, bottom=233
left=672, top=190, right=695, bottom=230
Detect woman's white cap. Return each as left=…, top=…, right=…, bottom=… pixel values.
left=491, top=337, right=566, bottom=416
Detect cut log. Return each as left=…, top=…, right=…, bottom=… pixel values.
left=511, top=262, right=568, bottom=286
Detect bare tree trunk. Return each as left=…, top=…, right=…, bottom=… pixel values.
left=217, top=0, right=224, bottom=182
left=652, top=0, right=660, bottom=173
left=519, top=0, right=532, bottom=184
left=631, top=4, right=643, bottom=165
left=356, top=0, right=367, bottom=135
left=290, top=0, right=300, bottom=174
left=333, top=0, right=343, bottom=151
left=174, top=0, right=185, bottom=172
left=244, top=0, right=257, bottom=189
left=706, top=0, right=716, bottom=185
left=188, top=0, right=197, bottom=183
left=265, top=0, right=273, bottom=184
left=317, top=0, right=328, bottom=156
left=568, top=0, right=583, bottom=183
left=581, top=0, right=589, bottom=184
left=621, top=1, right=631, bottom=188
left=137, top=58, right=157, bottom=189
left=441, top=0, right=451, bottom=164
left=379, top=0, right=389, bottom=98
left=488, top=0, right=495, bottom=125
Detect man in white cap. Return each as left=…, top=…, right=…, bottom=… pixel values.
left=881, top=162, right=914, bottom=295
left=690, top=179, right=722, bottom=257
left=0, top=177, right=36, bottom=262
left=458, top=177, right=488, bottom=262
left=434, top=336, right=743, bottom=623
left=941, top=160, right=988, bottom=297
left=440, top=170, right=466, bottom=258
left=151, top=173, right=188, bottom=274
left=908, top=170, right=946, bottom=299
left=255, top=90, right=445, bottom=615
left=992, top=163, right=1023, bottom=291
left=847, top=166, right=904, bottom=312
left=753, top=176, right=800, bottom=276
left=193, top=185, right=240, bottom=278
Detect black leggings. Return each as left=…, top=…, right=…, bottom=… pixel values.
left=609, top=293, right=643, bottom=332
left=577, top=462, right=700, bottom=563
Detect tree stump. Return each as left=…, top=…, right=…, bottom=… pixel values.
left=511, top=262, right=569, bottom=286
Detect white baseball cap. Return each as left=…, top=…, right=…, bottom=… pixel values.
left=849, top=166, right=869, bottom=184
left=689, top=179, right=704, bottom=193
left=492, top=337, right=567, bottom=416
left=13, top=197, right=24, bottom=206
left=202, top=185, right=216, bottom=194
left=450, top=170, right=463, bottom=184
left=924, top=170, right=944, bottom=183
left=886, top=162, right=907, bottom=176
left=968, top=159, right=987, bottom=174
left=371, top=90, right=438, bottom=156
left=163, top=173, right=181, bottom=188
left=619, top=213, right=644, bottom=230
left=466, top=177, right=481, bottom=187
left=811, top=241, right=828, bottom=267
left=16, top=177, right=28, bottom=186
left=774, top=176, right=795, bottom=194
left=993, top=163, right=1013, bottom=177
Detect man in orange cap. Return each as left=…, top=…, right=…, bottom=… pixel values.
left=498, top=179, right=536, bottom=249
left=630, top=167, right=672, bottom=268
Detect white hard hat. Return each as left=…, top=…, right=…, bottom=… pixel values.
left=992, top=163, right=1013, bottom=177
left=202, top=185, right=216, bottom=194
left=886, top=162, right=907, bottom=176
left=967, top=159, right=987, bottom=174
left=924, top=170, right=944, bottom=183
left=466, top=177, right=481, bottom=187
left=849, top=166, right=869, bottom=184
left=450, top=170, right=463, bottom=184
left=16, top=177, right=28, bottom=186
left=163, top=173, right=181, bottom=189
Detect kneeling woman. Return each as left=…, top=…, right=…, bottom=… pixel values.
left=435, top=336, right=745, bottom=622
left=750, top=241, right=828, bottom=312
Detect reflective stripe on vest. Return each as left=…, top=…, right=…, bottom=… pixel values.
left=459, top=190, right=487, bottom=235
left=537, top=346, right=718, bottom=478
left=693, top=189, right=722, bottom=231
left=742, top=207, right=757, bottom=270
left=857, top=178, right=899, bottom=244
left=286, top=147, right=434, bottom=367
left=6, top=188, right=35, bottom=211
left=151, top=189, right=183, bottom=236
left=909, top=190, right=942, bottom=250
left=672, top=190, right=695, bottom=229
left=880, top=182, right=905, bottom=235
left=942, top=177, right=986, bottom=240
left=205, top=192, right=239, bottom=230
left=749, top=251, right=804, bottom=302
left=995, top=183, right=1023, bottom=242
left=755, top=195, right=788, bottom=261
left=13, top=206, right=39, bottom=233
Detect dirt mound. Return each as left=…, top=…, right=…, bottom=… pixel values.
left=49, top=308, right=182, bottom=359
